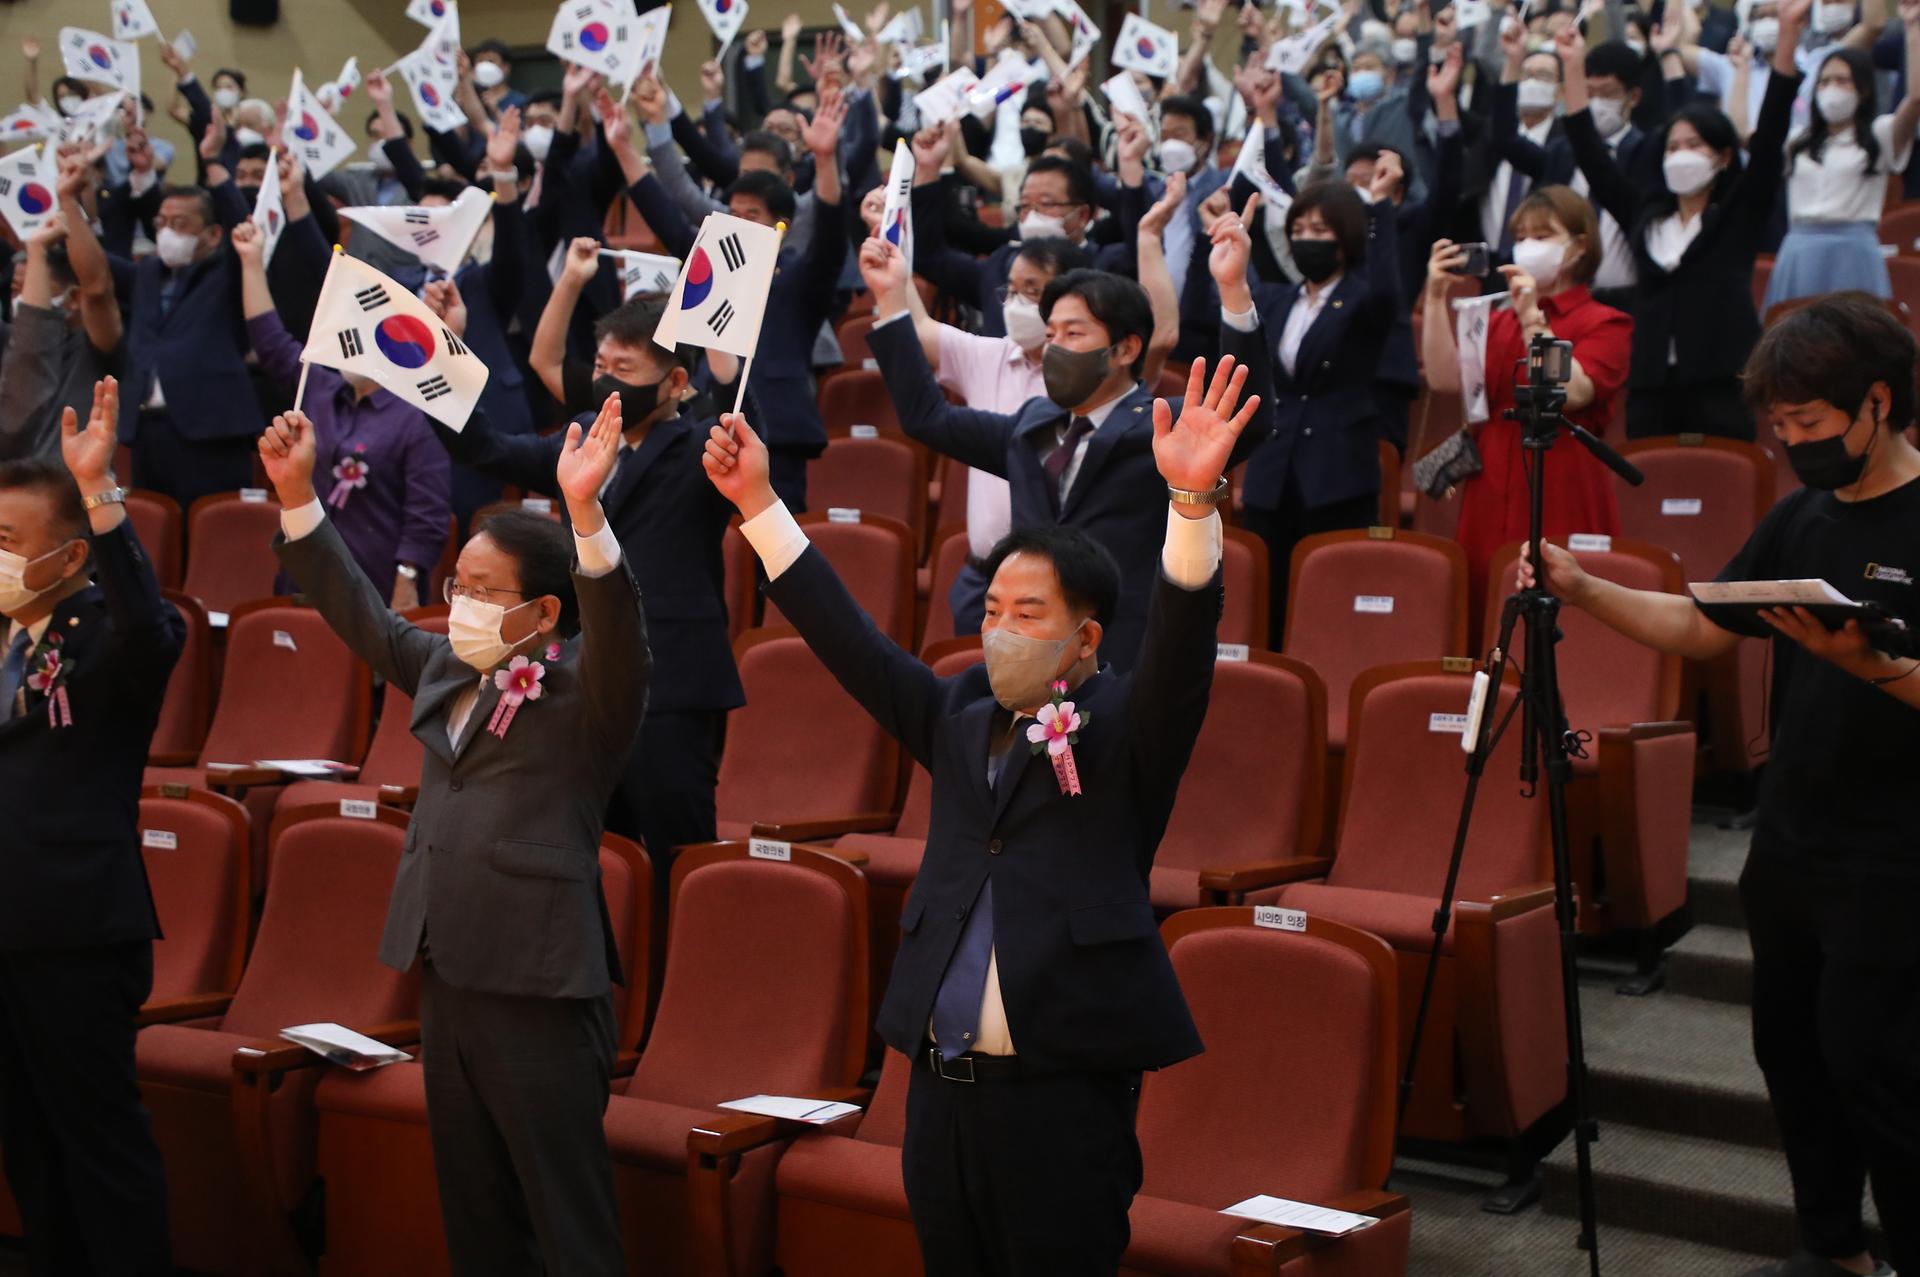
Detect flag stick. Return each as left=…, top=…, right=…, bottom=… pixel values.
left=731, top=217, right=788, bottom=418
left=293, top=360, right=312, bottom=414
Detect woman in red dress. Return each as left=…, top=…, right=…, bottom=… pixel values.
left=1421, top=186, right=1633, bottom=607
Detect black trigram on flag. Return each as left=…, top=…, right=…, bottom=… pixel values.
left=411, top=229, right=441, bottom=247
left=418, top=375, right=452, bottom=401
left=301, top=144, right=324, bottom=163
left=571, top=1, right=595, bottom=15
left=614, top=23, right=630, bottom=38
left=355, top=284, right=389, bottom=312
left=0, top=178, right=12, bottom=198
left=404, top=210, right=431, bottom=225
left=441, top=327, right=468, bottom=356
left=707, top=299, right=736, bottom=336
left=718, top=233, right=746, bottom=272
left=337, top=328, right=364, bottom=358
left=561, top=32, right=575, bottom=48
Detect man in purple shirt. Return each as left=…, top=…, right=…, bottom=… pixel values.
left=233, top=221, right=449, bottom=608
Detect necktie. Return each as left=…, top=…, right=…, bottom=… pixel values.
left=0, top=627, right=32, bottom=719
left=1042, top=416, right=1095, bottom=506
left=1497, top=161, right=1529, bottom=256
left=931, top=712, right=1023, bottom=1060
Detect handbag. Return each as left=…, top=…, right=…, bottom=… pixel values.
left=1411, top=428, right=1484, bottom=500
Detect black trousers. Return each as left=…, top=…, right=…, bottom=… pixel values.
left=606, top=708, right=724, bottom=898
left=0, top=942, right=170, bottom=1276
left=419, top=963, right=626, bottom=1277
left=1741, top=853, right=1920, bottom=1271
left=1240, top=478, right=1379, bottom=648
left=1624, top=375, right=1755, bottom=441
left=902, top=1059, right=1143, bottom=1277
left=131, top=410, right=257, bottom=516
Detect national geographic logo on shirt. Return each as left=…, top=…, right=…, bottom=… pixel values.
left=1864, top=563, right=1914, bottom=586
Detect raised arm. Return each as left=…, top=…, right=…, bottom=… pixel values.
left=1521, top=540, right=1741, bottom=661
left=1136, top=172, right=1187, bottom=388
left=1890, top=0, right=1920, bottom=156
left=1207, top=192, right=1277, bottom=467
left=230, top=222, right=307, bottom=393
left=1421, top=238, right=1468, bottom=394
left=533, top=238, right=600, bottom=403
left=1558, top=32, right=1643, bottom=229
left=53, top=155, right=122, bottom=357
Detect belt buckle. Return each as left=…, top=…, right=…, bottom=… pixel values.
left=929, top=1048, right=975, bottom=1083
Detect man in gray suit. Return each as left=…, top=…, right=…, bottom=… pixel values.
left=257, top=393, right=647, bottom=1277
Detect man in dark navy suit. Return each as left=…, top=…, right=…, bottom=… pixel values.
left=700, top=349, right=1261, bottom=1275
left=861, top=213, right=1272, bottom=672
left=0, top=377, right=178, bottom=1275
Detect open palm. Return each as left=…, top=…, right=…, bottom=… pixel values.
left=556, top=392, right=622, bottom=506
left=60, top=376, right=120, bottom=486
left=1152, top=356, right=1259, bottom=492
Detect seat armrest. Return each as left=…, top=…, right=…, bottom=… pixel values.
left=137, top=992, right=235, bottom=1026
left=791, top=839, right=870, bottom=867
left=377, top=783, right=419, bottom=808
left=1456, top=881, right=1557, bottom=922
left=147, top=749, right=201, bottom=766
left=1598, top=720, right=1693, bottom=744
left=230, top=1019, right=423, bottom=1076
left=1198, top=857, right=1334, bottom=900
left=1227, top=1189, right=1411, bottom=1273
left=750, top=812, right=900, bottom=842
left=611, top=1050, right=640, bottom=1079
left=203, top=764, right=288, bottom=790
left=687, top=1084, right=876, bottom=1159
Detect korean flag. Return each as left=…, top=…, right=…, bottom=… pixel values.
left=58, top=91, right=127, bottom=146
left=1112, top=13, right=1178, bottom=80
left=696, top=0, right=749, bottom=60
left=302, top=250, right=491, bottom=431
left=602, top=249, right=683, bottom=301
left=0, top=145, right=62, bottom=242
left=287, top=70, right=357, bottom=181
left=547, top=0, right=640, bottom=87
left=653, top=212, right=781, bottom=360
left=252, top=150, right=287, bottom=269
left=0, top=102, right=62, bottom=147
left=111, top=0, right=161, bottom=41
left=1053, top=0, right=1100, bottom=69
left=880, top=138, right=913, bottom=270
left=338, top=186, right=494, bottom=276
left=406, top=0, right=456, bottom=27
left=60, top=28, right=141, bottom=97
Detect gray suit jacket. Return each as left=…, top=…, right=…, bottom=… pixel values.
left=274, top=516, right=651, bottom=999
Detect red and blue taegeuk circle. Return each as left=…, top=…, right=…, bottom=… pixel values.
left=88, top=44, right=115, bottom=69
left=9, top=118, right=35, bottom=133
left=419, top=82, right=441, bottom=106
left=431, top=0, right=447, bottom=14
left=1135, top=37, right=1156, bottom=57
left=681, top=247, right=714, bottom=307
left=18, top=183, right=52, bottom=216
left=715, top=0, right=734, bottom=12
left=373, top=314, right=435, bottom=369
left=883, top=210, right=905, bottom=245
left=293, top=113, right=320, bottom=141
left=581, top=22, right=611, bottom=51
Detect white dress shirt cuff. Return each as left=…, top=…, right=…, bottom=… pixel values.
left=739, top=499, right=810, bottom=580
left=871, top=308, right=912, bottom=330
left=280, top=497, right=326, bottom=542
left=574, top=519, right=623, bottom=577
left=1161, top=507, right=1223, bottom=589
left=1221, top=303, right=1258, bottom=332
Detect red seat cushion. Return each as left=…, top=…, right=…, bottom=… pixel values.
left=774, top=1131, right=912, bottom=1220
left=313, top=1058, right=429, bottom=1120
left=136, top=1023, right=259, bottom=1090
left=1124, top=1195, right=1245, bottom=1277
left=833, top=832, right=924, bottom=888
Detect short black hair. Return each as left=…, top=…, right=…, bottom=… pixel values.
left=212, top=68, right=248, bottom=91
left=236, top=142, right=273, bottom=165
left=981, top=525, right=1122, bottom=628
left=739, top=129, right=794, bottom=174
left=1285, top=180, right=1369, bottom=268
left=52, top=77, right=89, bottom=104
left=0, top=458, right=87, bottom=545
left=1022, top=154, right=1093, bottom=209
left=1039, top=269, right=1154, bottom=378
left=1584, top=40, right=1644, bottom=88
left=1013, top=235, right=1092, bottom=278
left=594, top=298, right=693, bottom=371
left=470, top=39, right=511, bottom=62
left=1159, top=93, right=1215, bottom=142
left=1045, top=136, right=1094, bottom=170
left=421, top=177, right=467, bottom=202
left=158, top=185, right=216, bottom=227
left=1743, top=291, right=1917, bottom=432
left=726, top=169, right=797, bottom=220
left=472, top=510, right=581, bottom=636
left=1345, top=142, right=1408, bottom=194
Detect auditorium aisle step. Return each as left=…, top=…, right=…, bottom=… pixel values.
left=1539, top=822, right=1886, bottom=1259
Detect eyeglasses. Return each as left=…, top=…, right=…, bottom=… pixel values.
left=994, top=284, right=1046, bottom=306
left=443, top=579, right=528, bottom=607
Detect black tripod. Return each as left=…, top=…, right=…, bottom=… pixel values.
left=1394, top=335, right=1644, bottom=1277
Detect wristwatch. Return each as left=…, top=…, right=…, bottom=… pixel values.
left=82, top=486, right=127, bottom=511
left=395, top=564, right=420, bottom=581
left=1168, top=477, right=1230, bottom=506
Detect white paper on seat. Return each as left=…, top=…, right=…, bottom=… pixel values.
left=254, top=759, right=357, bottom=778
left=1220, top=1194, right=1377, bottom=1235
left=279, top=1023, right=413, bottom=1070
left=718, top=1094, right=863, bottom=1124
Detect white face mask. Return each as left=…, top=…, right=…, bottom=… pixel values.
left=234, top=126, right=266, bottom=149
left=214, top=87, right=241, bottom=110
left=1588, top=96, right=1627, bottom=138
left=1747, top=16, right=1780, bottom=50
left=1817, top=84, right=1859, bottom=123
left=1512, top=236, right=1569, bottom=289
left=447, top=594, right=537, bottom=671
left=0, top=544, right=73, bottom=616
left=155, top=226, right=202, bottom=269
left=1157, top=138, right=1198, bottom=175
left=1815, top=2, right=1855, bottom=33
left=1391, top=37, right=1419, bottom=65
left=1002, top=294, right=1047, bottom=350
left=57, top=94, right=85, bottom=117
left=472, top=61, right=507, bottom=89
left=1018, top=210, right=1071, bottom=242
left=1663, top=148, right=1719, bottom=196
left=1626, top=38, right=1647, bottom=56
left=1516, top=78, right=1558, bottom=113
left=522, top=123, right=554, bottom=162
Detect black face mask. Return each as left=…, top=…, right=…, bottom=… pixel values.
left=1786, top=410, right=1874, bottom=491
left=1041, top=343, right=1113, bottom=410
left=591, top=372, right=668, bottom=430
left=236, top=185, right=262, bottom=206
left=1020, top=127, right=1050, bottom=158
left=1290, top=237, right=1341, bottom=284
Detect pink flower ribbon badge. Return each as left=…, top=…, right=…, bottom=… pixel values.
left=327, top=449, right=371, bottom=509
left=486, top=654, right=545, bottom=739
left=26, top=636, right=72, bottom=729
left=1026, top=680, right=1090, bottom=797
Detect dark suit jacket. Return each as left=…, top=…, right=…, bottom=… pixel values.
left=766, top=542, right=1217, bottom=1072
left=274, top=516, right=650, bottom=998
left=434, top=409, right=741, bottom=714
left=869, top=316, right=1270, bottom=669
left=0, top=522, right=180, bottom=951
left=453, top=199, right=534, bottom=442
left=113, top=245, right=261, bottom=442
left=1242, top=197, right=1402, bottom=511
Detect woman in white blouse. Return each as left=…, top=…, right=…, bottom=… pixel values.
left=1763, top=5, right=1920, bottom=308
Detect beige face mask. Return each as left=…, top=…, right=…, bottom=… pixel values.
left=981, top=619, right=1085, bottom=710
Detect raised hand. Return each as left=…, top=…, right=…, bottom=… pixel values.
left=230, top=219, right=264, bottom=267
left=1139, top=169, right=1187, bottom=238
left=1554, top=26, right=1586, bottom=67
left=1779, top=0, right=1812, bottom=31
left=1428, top=42, right=1463, bottom=100
left=1651, top=10, right=1682, bottom=53
left=21, top=38, right=39, bottom=62
left=1368, top=147, right=1403, bottom=203
left=366, top=68, right=394, bottom=109
left=199, top=105, right=227, bottom=163
left=563, top=235, right=601, bottom=285
left=562, top=61, right=600, bottom=100
left=1115, top=112, right=1151, bottom=165
left=847, top=37, right=878, bottom=84
left=60, top=377, right=120, bottom=488
left=746, top=29, right=770, bottom=57
left=423, top=278, right=468, bottom=338
left=488, top=105, right=521, bottom=171
left=629, top=76, right=666, bottom=127
left=1207, top=191, right=1259, bottom=294
left=158, top=37, right=187, bottom=79
left=857, top=235, right=910, bottom=301
left=556, top=392, right=622, bottom=514
left=1153, top=356, right=1260, bottom=497
left=701, top=413, right=777, bottom=518
left=911, top=124, right=946, bottom=182
left=865, top=2, right=892, bottom=37
left=800, top=86, right=847, bottom=158
left=701, top=60, right=726, bottom=101
left=803, top=31, right=848, bottom=89
left=1499, top=14, right=1526, bottom=65
left=258, top=410, right=321, bottom=507
left=782, top=12, right=805, bottom=41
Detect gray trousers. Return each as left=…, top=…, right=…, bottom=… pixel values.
left=420, top=962, right=625, bottom=1276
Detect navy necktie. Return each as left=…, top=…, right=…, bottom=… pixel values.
left=0, top=628, right=32, bottom=718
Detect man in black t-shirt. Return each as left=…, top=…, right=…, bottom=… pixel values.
left=1524, top=293, right=1920, bottom=1277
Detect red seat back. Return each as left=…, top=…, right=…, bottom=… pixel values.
left=597, top=832, right=653, bottom=1044
left=152, top=590, right=212, bottom=761
left=222, top=810, right=417, bottom=1038
left=198, top=602, right=371, bottom=769
left=819, top=370, right=900, bottom=434
left=1284, top=531, right=1469, bottom=748
left=1888, top=256, right=1920, bottom=318
left=1219, top=529, right=1270, bottom=649
left=127, top=489, right=183, bottom=589
left=718, top=630, right=901, bottom=830
left=763, top=514, right=917, bottom=646
left=890, top=640, right=986, bottom=840
left=835, top=314, right=880, bottom=367
left=806, top=436, right=929, bottom=552
left=140, top=788, right=250, bottom=1002
left=1614, top=437, right=1774, bottom=583
left=722, top=522, right=757, bottom=639
left=1332, top=665, right=1544, bottom=900
left=358, top=614, right=449, bottom=789
left=1142, top=912, right=1398, bottom=1205
left=1884, top=205, right=1920, bottom=256
left=854, top=1048, right=913, bottom=1147
left=182, top=493, right=284, bottom=617
left=918, top=524, right=972, bottom=654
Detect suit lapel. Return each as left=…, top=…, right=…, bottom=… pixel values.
left=990, top=720, right=1035, bottom=827
left=410, top=664, right=478, bottom=766
left=1295, top=276, right=1360, bottom=377
left=1059, top=390, right=1151, bottom=521
left=2, top=589, right=100, bottom=733
left=604, top=418, right=683, bottom=514
left=453, top=677, right=501, bottom=759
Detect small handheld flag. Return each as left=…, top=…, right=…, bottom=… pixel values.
left=912, top=66, right=979, bottom=127
left=287, top=69, right=358, bottom=181
left=696, top=0, right=749, bottom=61
left=252, top=150, right=288, bottom=268
left=1112, top=13, right=1178, bottom=80
left=654, top=211, right=782, bottom=365
left=1229, top=125, right=1291, bottom=214
left=111, top=0, right=160, bottom=41
left=600, top=248, right=683, bottom=300
left=406, top=0, right=456, bottom=27
left=0, top=145, right=61, bottom=242
left=60, top=28, right=141, bottom=97
left=58, top=91, right=128, bottom=146
left=339, top=186, right=493, bottom=276
left=880, top=138, right=914, bottom=271
left=0, top=102, right=62, bottom=147
left=394, top=7, right=466, bottom=132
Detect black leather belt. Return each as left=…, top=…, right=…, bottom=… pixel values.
left=924, top=1047, right=1024, bottom=1083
